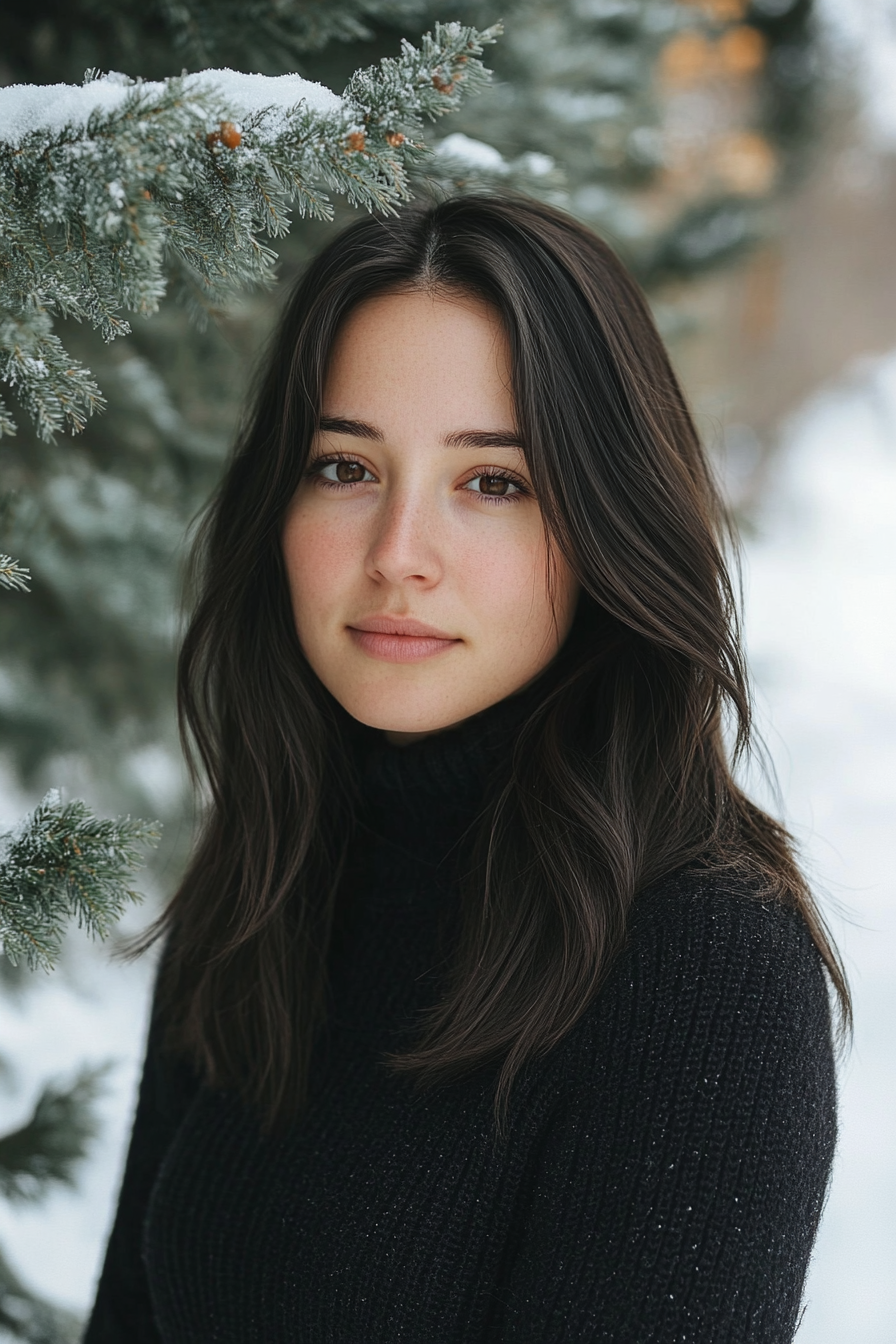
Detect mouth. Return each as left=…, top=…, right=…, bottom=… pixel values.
left=347, top=615, right=461, bottom=664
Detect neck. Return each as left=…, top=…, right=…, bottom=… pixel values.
left=382, top=722, right=462, bottom=748
left=380, top=677, right=552, bottom=748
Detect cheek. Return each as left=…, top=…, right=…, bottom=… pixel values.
left=282, top=506, right=360, bottom=623
left=457, top=525, right=555, bottom=641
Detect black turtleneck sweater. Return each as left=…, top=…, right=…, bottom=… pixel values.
left=85, top=704, right=837, bottom=1343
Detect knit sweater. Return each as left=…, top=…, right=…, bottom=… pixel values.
left=85, top=702, right=837, bottom=1343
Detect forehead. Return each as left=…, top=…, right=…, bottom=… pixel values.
left=322, top=289, right=515, bottom=434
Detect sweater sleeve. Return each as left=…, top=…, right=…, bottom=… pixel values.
left=494, top=874, right=838, bottom=1344
left=83, top=985, right=201, bottom=1343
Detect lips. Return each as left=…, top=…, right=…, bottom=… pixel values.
left=351, top=615, right=456, bottom=639
left=348, top=615, right=461, bottom=664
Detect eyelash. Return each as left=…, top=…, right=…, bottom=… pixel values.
left=305, top=454, right=531, bottom=505
left=305, top=455, right=375, bottom=492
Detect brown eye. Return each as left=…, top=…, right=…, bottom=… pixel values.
left=462, top=471, right=526, bottom=501
left=336, top=460, right=366, bottom=483
left=311, top=458, right=375, bottom=488
left=479, top=475, right=510, bottom=496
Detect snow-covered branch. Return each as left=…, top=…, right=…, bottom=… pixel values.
left=0, top=22, right=499, bottom=442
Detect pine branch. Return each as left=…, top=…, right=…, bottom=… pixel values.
left=0, top=1244, right=80, bottom=1344
left=0, top=23, right=500, bottom=442
left=0, top=312, right=106, bottom=444
left=0, top=1066, right=107, bottom=1203
left=0, top=792, right=160, bottom=972
left=0, top=555, right=31, bottom=592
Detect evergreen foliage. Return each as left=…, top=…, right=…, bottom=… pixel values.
left=0, top=1066, right=107, bottom=1204
left=0, top=1057, right=98, bottom=1336
left=0, top=23, right=499, bottom=443
left=403, top=0, right=820, bottom=281
left=0, top=556, right=30, bottom=593
left=2, top=0, right=428, bottom=83
left=0, top=792, right=159, bottom=971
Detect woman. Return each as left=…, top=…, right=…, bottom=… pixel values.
left=86, top=195, right=847, bottom=1342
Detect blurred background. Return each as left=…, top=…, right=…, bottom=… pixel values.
left=0, top=0, right=894, bottom=1337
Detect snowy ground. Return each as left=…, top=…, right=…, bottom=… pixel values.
left=743, top=353, right=896, bottom=1342
left=0, top=353, right=895, bottom=1332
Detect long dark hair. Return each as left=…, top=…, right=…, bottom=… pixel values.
left=153, top=194, right=849, bottom=1129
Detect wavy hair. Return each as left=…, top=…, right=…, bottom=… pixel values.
left=151, top=195, right=850, bottom=1128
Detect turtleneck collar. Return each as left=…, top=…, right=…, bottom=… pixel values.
left=352, top=686, right=538, bottom=855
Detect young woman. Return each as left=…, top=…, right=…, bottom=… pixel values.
left=86, top=195, right=847, bottom=1343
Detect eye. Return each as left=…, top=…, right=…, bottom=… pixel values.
left=462, top=471, right=528, bottom=502
left=309, top=457, right=376, bottom=487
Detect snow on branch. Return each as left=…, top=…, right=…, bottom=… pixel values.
left=0, top=22, right=500, bottom=442
left=428, top=132, right=561, bottom=195
left=0, top=792, right=160, bottom=972
left=0, top=68, right=342, bottom=149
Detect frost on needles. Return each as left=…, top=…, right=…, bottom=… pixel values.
left=0, top=792, right=160, bottom=972
left=0, top=23, right=499, bottom=444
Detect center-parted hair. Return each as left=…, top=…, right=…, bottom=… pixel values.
left=151, top=195, right=849, bottom=1128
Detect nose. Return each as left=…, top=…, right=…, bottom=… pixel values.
left=364, top=488, right=443, bottom=588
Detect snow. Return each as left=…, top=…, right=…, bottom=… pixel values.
left=817, top=0, right=896, bottom=148
left=0, top=931, right=156, bottom=1311
left=0, top=353, right=894, bottom=1329
left=433, top=135, right=555, bottom=181
left=0, top=68, right=341, bottom=150
left=741, top=353, right=896, bottom=1342
left=435, top=132, right=508, bottom=172
left=186, top=67, right=341, bottom=129
left=521, top=151, right=555, bottom=177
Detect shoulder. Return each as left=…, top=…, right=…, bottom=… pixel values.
left=626, top=862, right=828, bottom=993
left=551, top=863, right=836, bottom=1100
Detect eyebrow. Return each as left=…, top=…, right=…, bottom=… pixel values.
left=317, top=416, right=524, bottom=452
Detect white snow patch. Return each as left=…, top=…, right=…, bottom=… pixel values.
left=519, top=151, right=555, bottom=177
left=125, top=744, right=185, bottom=815
left=435, top=132, right=508, bottom=172
left=185, top=67, right=341, bottom=129
left=434, top=135, right=555, bottom=180
left=0, top=68, right=341, bottom=150
left=742, top=351, right=896, bottom=1344
left=817, top=0, right=896, bottom=148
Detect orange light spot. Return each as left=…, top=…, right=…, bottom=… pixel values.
left=660, top=32, right=716, bottom=86
left=716, top=131, right=777, bottom=195
left=717, top=25, right=767, bottom=76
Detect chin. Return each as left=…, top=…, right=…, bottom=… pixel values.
left=340, top=689, right=489, bottom=737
